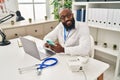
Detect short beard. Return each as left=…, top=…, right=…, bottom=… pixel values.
left=62, top=18, right=75, bottom=31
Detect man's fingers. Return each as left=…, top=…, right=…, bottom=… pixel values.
left=49, top=45, right=55, bottom=51
left=55, top=42, right=60, bottom=46
left=44, top=43, right=49, bottom=48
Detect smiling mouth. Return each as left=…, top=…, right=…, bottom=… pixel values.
left=66, top=21, right=72, bottom=26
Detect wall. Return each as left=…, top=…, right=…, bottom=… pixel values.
left=0, top=0, right=18, bottom=23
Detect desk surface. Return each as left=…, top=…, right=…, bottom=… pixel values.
left=0, top=36, right=109, bottom=80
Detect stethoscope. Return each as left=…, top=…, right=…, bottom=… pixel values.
left=18, top=57, right=58, bottom=75
left=37, top=57, right=58, bottom=75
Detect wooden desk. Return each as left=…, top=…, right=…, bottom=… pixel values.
left=0, top=36, right=109, bottom=80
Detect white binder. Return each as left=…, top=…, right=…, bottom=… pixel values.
left=100, top=8, right=108, bottom=28
left=94, top=8, right=101, bottom=27
left=106, top=9, right=114, bottom=28
left=112, top=9, right=120, bottom=29
left=118, top=9, right=120, bottom=29
left=87, top=8, right=92, bottom=25
left=91, top=8, right=96, bottom=25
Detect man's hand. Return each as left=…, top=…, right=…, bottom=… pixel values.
left=44, top=42, right=64, bottom=53
left=44, top=43, right=50, bottom=48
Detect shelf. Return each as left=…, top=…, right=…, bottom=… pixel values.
left=89, top=25, right=120, bottom=32
left=73, top=1, right=120, bottom=5
left=94, top=45, right=119, bottom=57
left=73, top=2, right=88, bottom=6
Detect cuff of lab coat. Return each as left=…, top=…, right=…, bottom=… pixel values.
left=64, top=47, right=70, bottom=55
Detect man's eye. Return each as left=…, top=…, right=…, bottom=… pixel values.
left=60, top=16, right=65, bottom=19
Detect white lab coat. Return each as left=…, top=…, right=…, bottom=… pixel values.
left=44, top=21, right=91, bottom=56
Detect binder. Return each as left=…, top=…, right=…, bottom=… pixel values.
left=106, top=9, right=114, bottom=28
left=99, top=8, right=108, bottom=28
left=82, top=8, right=86, bottom=22
left=87, top=8, right=92, bottom=24
left=91, top=8, right=96, bottom=25
left=93, top=8, right=99, bottom=26
left=112, top=9, right=120, bottom=28
left=76, top=8, right=86, bottom=22
left=118, top=9, right=120, bottom=29
left=76, top=9, right=82, bottom=21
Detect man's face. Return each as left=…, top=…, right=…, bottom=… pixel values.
left=60, top=9, right=75, bottom=30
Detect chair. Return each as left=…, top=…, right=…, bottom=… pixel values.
left=89, top=35, right=94, bottom=58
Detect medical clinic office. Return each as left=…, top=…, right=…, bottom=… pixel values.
left=0, top=0, right=120, bottom=80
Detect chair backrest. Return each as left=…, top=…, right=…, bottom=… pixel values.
left=89, top=35, right=94, bottom=58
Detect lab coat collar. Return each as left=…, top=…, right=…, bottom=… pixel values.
left=64, top=21, right=77, bottom=41
left=67, top=27, right=76, bottom=39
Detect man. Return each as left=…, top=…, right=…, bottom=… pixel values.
left=44, top=8, right=91, bottom=56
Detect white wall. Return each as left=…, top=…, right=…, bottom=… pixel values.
left=0, top=0, right=18, bottom=23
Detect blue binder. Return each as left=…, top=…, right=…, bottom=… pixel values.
left=83, top=9, right=86, bottom=22
left=76, top=9, right=82, bottom=21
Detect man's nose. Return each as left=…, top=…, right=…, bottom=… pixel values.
left=64, top=16, right=69, bottom=21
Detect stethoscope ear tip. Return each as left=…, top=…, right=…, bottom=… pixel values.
left=37, top=69, right=42, bottom=76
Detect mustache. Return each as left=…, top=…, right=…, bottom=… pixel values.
left=62, top=18, right=75, bottom=31
left=65, top=20, right=72, bottom=23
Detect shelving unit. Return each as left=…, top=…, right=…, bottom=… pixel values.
left=94, top=45, right=119, bottom=57
left=89, top=25, right=120, bottom=32
left=114, top=54, right=120, bottom=80
left=72, top=1, right=120, bottom=80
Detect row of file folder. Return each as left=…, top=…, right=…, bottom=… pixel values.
left=76, top=8, right=86, bottom=22
left=87, top=8, right=120, bottom=28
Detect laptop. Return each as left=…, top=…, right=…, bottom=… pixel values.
left=20, top=37, right=56, bottom=60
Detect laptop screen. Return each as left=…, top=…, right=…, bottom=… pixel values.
left=20, top=37, right=55, bottom=60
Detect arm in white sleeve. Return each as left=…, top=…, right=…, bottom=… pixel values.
left=64, top=35, right=91, bottom=56
left=43, top=23, right=61, bottom=42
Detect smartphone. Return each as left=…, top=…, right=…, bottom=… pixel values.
left=46, top=40, right=55, bottom=46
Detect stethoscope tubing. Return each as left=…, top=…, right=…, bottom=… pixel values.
left=37, top=57, right=58, bottom=70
